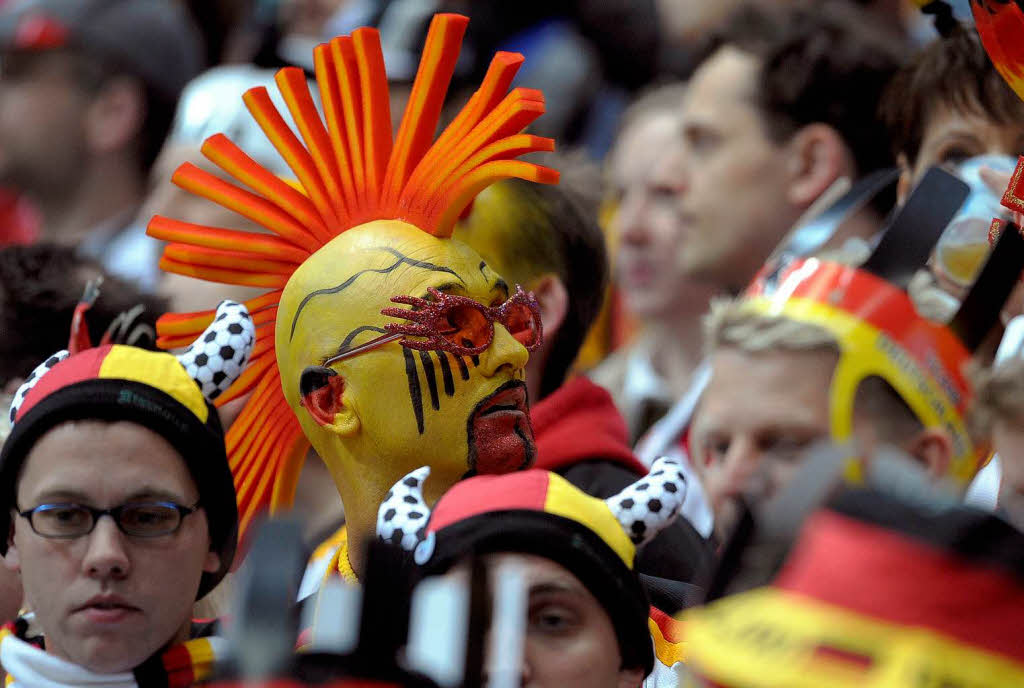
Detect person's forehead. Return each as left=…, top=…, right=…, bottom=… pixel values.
left=485, top=551, right=588, bottom=593
left=697, top=347, right=836, bottom=428
left=684, top=46, right=760, bottom=118
left=17, top=420, right=195, bottom=497
left=610, top=112, right=679, bottom=187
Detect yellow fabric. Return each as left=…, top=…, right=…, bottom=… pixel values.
left=685, top=588, right=1024, bottom=688
left=98, top=346, right=209, bottom=424
left=181, top=637, right=218, bottom=682
left=649, top=616, right=687, bottom=668
left=742, top=296, right=978, bottom=485
left=542, top=472, right=635, bottom=567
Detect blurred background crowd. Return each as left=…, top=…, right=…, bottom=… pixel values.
left=2, top=0, right=1024, bottom=684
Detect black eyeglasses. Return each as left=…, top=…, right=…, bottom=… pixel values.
left=16, top=501, right=201, bottom=539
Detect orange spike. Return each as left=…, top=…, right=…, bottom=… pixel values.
left=269, top=431, right=310, bottom=512
left=159, top=256, right=290, bottom=288
left=381, top=14, right=468, bottom=209
left=434, top=135, right=555, bottom=202
left=200, top=134, right=331, bottom=241
left=172, top=163, right=321, bottom=252
left=434, top=161, right=560, bottom=237
left=352, top=27, right=393, bottom=211
left=275, top=68, right=350, bottom=224
left=231, top=394, right=290, bottom=483
left=163, top=243, right=300, bottom=275
left=330, top=37, right=367, bottom=210
left=225, top=369, right=281, bottom=452
left=155, top=291, right=280, bottom=340
left=148, top=216, right=310, bottom=264
left=314, top=43, right=359, bottom=213
left=216, top=361, right=273, bottom=410
left=242, top=86, right=341, bottom=237
left=402, top=51, right=524, bottom=203
left=414, top=90, right=546, bottom=219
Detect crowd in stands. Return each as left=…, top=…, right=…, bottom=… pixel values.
left=1, top=0, right=1023, bottom=686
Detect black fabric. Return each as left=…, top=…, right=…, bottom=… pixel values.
left=423, top=510, right=654, bottom=676
left=558, top=460, right=714, bottom=589
left=0, top=378, right=237, bottom=598
left=828, top=487, right=1024, bottom=580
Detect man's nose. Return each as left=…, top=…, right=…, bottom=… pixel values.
left=718, top=438, right=764, bottom=500
left=615, top=191, right=653, bottom=245
left=80, top=516, right=131, bottom=580
left=478, top=324, right=529, bottom=378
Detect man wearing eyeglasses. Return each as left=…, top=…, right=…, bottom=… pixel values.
left=0, top=337, right=240, bottom=684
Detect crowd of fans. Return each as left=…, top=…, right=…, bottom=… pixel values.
left=1, top=0, right=1023, bottom=686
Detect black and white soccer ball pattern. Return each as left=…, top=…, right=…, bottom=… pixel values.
left=9, top=350, right=70, bottom=425
left=176, top=300, right=255, bottom=401
left=606, top=457, right=688, bottom=546
left=377, top=466, right=431, bottom=553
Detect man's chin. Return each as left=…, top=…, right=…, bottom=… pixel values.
left=465, top=380, right=536, bottom=475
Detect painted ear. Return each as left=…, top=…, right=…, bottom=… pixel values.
left=377, top=466, right=432, bottom=557
left=605, top=457, right=688, bottom=547
left=176, top=300, right=255, bottom=401
left=9, top=351, right=71, bottom=426
left=299, top=366, right=346, bottom=426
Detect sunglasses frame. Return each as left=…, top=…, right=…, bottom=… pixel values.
left=324, top=285, right=543, bottom=366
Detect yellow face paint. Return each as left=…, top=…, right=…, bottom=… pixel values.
left=278, top=220, right=535, bottom=513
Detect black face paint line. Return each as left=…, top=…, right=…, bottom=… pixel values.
left=437, top=352, right=456, bottom=397
left=471, top=354, right=480, bottom=367
left=403, top=348, right=425, bottom=434
left=419, top=350, right=441, bottom=411
left=289, top=246, right=467, bottom=340
left=455, top=355, right=470, bottom=380
left=325, top=325, right=388, bottom=362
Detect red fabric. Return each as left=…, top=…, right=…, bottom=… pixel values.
left=531, top=377, right=647, bottom=475
left=17, top=346, right=112, bottom=422
left=0, top=189, right=39, bottom=247
left=649, top=604, right=685, bottom=643
left=775, top=510, right=1024, bottom=662
left=427, top=470, right=551, bottom=533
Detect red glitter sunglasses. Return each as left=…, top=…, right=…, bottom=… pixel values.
left=324, top=285, right=543, bottom=365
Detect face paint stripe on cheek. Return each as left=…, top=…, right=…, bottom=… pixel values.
left=471, top=354, right=480, bottom=367
left=438, top=352, right=456, bottom=397
left=403, top=347, right=425, bottom=434
left=419, top=350, right=441, bottom=411
left=455, top=355, right=470, bottom=380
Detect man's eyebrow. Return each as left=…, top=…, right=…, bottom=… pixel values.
left=325, top=325, right=388, bottom=361
left=529, top=581, right=586, bottom=598
left=25, top=487, right=189, bottom=506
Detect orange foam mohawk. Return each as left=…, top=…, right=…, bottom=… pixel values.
left=146, top=13, right=558, bottom=542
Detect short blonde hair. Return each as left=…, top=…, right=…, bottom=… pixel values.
left=971, top=358, right=1024, bottom=436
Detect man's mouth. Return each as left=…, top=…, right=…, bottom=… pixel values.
left=75, top=594, right=141, bottom=624
left=466, top=380, right=536, bottom=475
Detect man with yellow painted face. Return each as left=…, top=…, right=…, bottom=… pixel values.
left=142, top=13, right=559, bottom=578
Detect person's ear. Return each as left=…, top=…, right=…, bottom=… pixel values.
left=5, top=520, right=20, bottom=572
left=907, top=427, right=953, bottom=480
left=298, top=366, right=360, bottom=436
left=84, top=76, right=146, bottom=155
left=529, top=274, right=569, bottom=341
left=617, top=666, right=645, bottom=688
left=202, top=551, right=221, bottom=574
left=896, top=152, right=913, bottom=206
left=785, top=124, right=851, bottom=209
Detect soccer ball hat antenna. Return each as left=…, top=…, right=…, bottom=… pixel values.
left=375, top=457, right=690, bottom=677
left=0, top=284, right=255, bottom=598
left=145, top=13, right=559, bottom=546
left=741, top=166, right=1024, bottom=487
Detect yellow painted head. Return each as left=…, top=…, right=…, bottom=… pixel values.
left=145, top=13, right=558, bottom=544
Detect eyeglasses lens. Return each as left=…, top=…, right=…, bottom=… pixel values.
left=503, top=304, right=538, bottom=348
left=445, top=304, right=491, bottom=349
